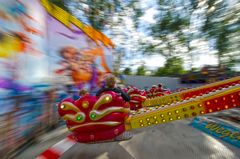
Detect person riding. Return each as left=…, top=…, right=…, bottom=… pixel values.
left=79, top=88, right=89, bottom=97
left=158, top=83, right=164, bottom=92
left=96, top=74, right=130, bottom=102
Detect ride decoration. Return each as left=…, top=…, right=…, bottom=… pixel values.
left=142, top=76, right=240, bottom=107
left=124, top=86, right=146, bottom=110
left=127, top=83, right=240, bottom=129
left=40, top=0, right=114, bottom=48
left=123, top=84, right=171, bottom=110
left=146, top=85, right=171, bottom=98
left=37, top=77, right=240, bottom=159
left=58, top=91, right=129, bottom=143
left=57, top=77, right=240, bottom=143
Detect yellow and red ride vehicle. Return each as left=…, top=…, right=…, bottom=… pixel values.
left=58, top=91, right=130, bottom=143
left=57, top=77, right=240, bottom=143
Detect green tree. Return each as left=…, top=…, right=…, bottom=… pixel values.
left=154, top=57, right=186, bottom=76
left=127, top=1, right=144, bottom=28
left=66, top=0, right=122, bottom=31
left=49, top=0, right=71, bottom=13
left=144, top=0, right=198, bottom=70
left=154, top=67, right=167, bottom=76
left=49, top=0, right=122, bottom=31
left=202, top=0, right=240, bottom=67
left=136, top=65, right=146, bottom=76
left=122, top=67, right=132, bottom=75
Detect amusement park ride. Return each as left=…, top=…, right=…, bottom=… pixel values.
left=59, top=76, right=240, bottom=142
left=58, top=77, right=240, bottom=143
left=38, top=76, right=240, bottom=158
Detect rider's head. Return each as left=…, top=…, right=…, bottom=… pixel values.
left=152, top=85, right=158, bottom=89
left=79, top=89, right=89, bottom=96
left=105, top=74, right=116, bottom=88
left=158, top=83, right=163, bottom=88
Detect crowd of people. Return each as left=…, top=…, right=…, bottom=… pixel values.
left=145, top=84, right=171, bottom=98
left=75, top=74, right=171, bottom=101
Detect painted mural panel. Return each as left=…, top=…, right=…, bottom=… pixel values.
left=0, top=0, right=47, bottom=85
left=40, top=0, right=114, bottom=91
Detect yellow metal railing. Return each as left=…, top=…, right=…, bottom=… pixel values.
left=142, top=76, right=240, bottom=107
left=126, top=84, right=240, bottom=130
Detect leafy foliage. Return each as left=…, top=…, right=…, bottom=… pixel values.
left=154, top=57, right=186, bottom=76
left=49, top=0, right=122, bottom=31
left=50, top=0, right=240, bottom=72
left=146, top=0, right=195, bottom=64
left=49, top=0, right=71, bottom=13
left=122, top=67, right=132, bottom=75
left=201, top=0, right=240, bottom=67
left=68, top=0, right=122, bottom=31
left=136, top=65, right=146, bottom=76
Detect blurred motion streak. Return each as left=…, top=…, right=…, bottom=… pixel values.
left=0, top=0, right=240, bottom=158
left=0, top=0, right=114, bottom=158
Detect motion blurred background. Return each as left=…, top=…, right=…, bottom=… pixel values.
left=0, top=0, right=239, bottom=158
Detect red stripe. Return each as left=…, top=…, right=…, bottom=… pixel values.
left=66, top=134, right=76, bottom=141
left=37, top=136, right=76, bottom=159
left=39, top=149, right=60, bottom=159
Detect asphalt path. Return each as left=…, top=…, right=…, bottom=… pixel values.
left=17, top=119, right=240, bottom=159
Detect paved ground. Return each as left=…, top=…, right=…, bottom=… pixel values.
left=16, top=119, right=240, bottom=159
left=16, top=126, right=69, bottom=159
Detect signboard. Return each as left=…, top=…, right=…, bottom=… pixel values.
left=190, top=116, right=240, bottom=148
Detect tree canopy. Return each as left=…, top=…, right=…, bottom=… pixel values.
left=122, top=67, right=132, bottom=75
left=154, top=56, right=186, bottom=76
left=136, top=65, right=146, bottom=76
left=50, top=0, right=240, bottom=73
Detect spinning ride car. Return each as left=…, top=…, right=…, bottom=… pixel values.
left=58, top=91, right=130, bottom=143
left=58, top=76, right=240, bottom=143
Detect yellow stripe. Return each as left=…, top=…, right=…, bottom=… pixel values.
left=127, top=100, right=203, bottom=130
left=143, top=76, right=240, bottom=107
left=70, top=15, right=85, bottom=30
left=126, top=84, right=240, bottom=130
left=69, top=121, right=121, bottom=131
left=92, top=94, right=113, bottom=110
left=180, top=76, right=240, bottom=93
left=61, top=102, right=81, bottom=112
left=39, top=0, right=114, bottom=48
left=142, top=94, right=182, bottom=107
left=90, top=107, right=129, bottom=121
left=62, top=112, right=86, bottom=123
left=130, top=94, right=146, bottom=99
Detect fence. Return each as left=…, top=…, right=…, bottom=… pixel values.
left=123, top=75, right=202, bottom=91
left=0, top=88, right=68, bottom=159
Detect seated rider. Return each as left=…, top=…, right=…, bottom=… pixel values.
left=158, top=83, right=163, bottom=92
left=79, top=88, right=89, bottom=97
left=96, top=74, right=130, bottom=102
left=148, top=85, right=157, bottom=97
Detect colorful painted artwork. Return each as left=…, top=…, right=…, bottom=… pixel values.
left=0, top=0, right=113, bottom=90
left=0, top=0, right=114, bottom=155
left=41, top=0, right=114, bottom=90
left=0, top=0, right=47, bottom=84
left=0, top=0, right=43, bottom=58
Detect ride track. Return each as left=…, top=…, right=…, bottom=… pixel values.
left=37, top=76, right=240, bottom=159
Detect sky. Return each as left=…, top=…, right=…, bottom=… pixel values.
left=70, top=0, right=238, bottom=72
left=113, top=0, right=220, bottom=71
